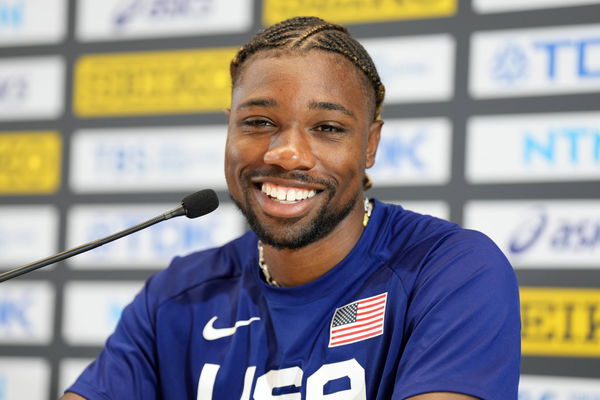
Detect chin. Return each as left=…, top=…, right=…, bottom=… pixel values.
left=233, top=190, right=359, bottom=250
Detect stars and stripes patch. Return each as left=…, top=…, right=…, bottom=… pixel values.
left=328, top=292, right=388, bottom=348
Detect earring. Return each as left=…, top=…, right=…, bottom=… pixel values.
left=363, top=173, right=373, bottom=190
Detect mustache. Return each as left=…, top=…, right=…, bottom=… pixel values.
left=243, top=166, right=336, bottom=191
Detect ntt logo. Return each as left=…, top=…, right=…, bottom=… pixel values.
left=0, top=1, right=24, bottom=29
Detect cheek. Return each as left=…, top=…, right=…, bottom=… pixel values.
left=224, top=137, right=265, bottom=177
left=319, top=145, right=366, bottom=177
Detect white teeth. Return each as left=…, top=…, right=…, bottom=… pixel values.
left=260, top=183, right=317, bottom=203
left=277, top=188, right=286, bottom=200
left=287, top=190, right=296, bottom=202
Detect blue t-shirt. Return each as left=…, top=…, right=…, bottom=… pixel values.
left=67, top=200, right=520, bottom=399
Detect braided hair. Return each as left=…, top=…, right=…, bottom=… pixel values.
left=230, top=16, right=385, bottom=121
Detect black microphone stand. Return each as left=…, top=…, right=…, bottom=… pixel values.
left=0, top=205, right=186, bottom=283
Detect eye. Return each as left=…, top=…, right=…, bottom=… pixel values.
left=241, top=118, right=275, bottom=128
left=313, top=124, right=347, bottom=137
left=315, top=124, right=341, bottom=132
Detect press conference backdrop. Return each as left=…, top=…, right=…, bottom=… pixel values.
left=0, top=0, right=599, bottom=398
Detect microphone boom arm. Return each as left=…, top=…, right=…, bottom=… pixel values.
left=0, top=205, right=186, bottom=283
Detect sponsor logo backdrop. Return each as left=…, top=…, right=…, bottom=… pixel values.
left=0, top=0, right=599, bottom=398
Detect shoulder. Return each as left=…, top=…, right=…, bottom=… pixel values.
left=144, top=231, right=256, bottom=305
left=373, top=201, right=515, bottom=292
left=371, top=200, right=463, bottom=260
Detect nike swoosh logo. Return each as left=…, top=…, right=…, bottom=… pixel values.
left=202, top=316, right=261, bottom=341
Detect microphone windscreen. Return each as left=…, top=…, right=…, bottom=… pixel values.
left=182, top=189, right=219, bottom=218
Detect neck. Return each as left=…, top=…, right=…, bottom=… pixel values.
left=260, top=197, right=368, bottom=287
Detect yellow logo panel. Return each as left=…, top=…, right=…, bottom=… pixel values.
left=521, top=287, right=600, bottom=357
left=263, top=0, right=457, bottom=25
left=0, top=131, right=61, bottom=194
left=74, top=48, right=237, bottom=117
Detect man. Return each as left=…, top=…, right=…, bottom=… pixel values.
left=62, top=17, right=520, bottom=399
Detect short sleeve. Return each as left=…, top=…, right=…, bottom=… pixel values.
left=393, top=230, right=521, bottom=400
left=65, top=278, right=159, bottom=400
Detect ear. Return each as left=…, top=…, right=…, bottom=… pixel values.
left=365, top=120, right=383, bottom=169
left=224, top=108, right=231, bottom=123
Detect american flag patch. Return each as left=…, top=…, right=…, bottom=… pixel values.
left=328, top=292, right=387, bottom=348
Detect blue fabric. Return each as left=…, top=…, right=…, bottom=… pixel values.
left=67, top=200, right=520, bottom=399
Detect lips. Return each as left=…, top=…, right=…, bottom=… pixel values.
left=253, top=181, right=322, bottom=218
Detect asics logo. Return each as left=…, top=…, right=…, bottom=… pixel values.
left=202, top=316, right=260, bottom=341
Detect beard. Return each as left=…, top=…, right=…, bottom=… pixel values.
left=230, top=169, right=361, bottom=250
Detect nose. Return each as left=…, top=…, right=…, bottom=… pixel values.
left=263, top=128, right=316, bottom=170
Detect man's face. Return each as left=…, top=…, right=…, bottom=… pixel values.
left=225, top=51, right=381, bottom=249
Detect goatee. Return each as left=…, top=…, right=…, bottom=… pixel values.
left=230, top=170, right=361, bottom=249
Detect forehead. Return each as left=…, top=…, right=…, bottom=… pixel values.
left=231, top=50, right=372, bottom=116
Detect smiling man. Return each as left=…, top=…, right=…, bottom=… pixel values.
left=62, top=17, right=520, bottom=400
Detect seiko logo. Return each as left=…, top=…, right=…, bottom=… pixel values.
left=113, top=0, right=213, bottom=28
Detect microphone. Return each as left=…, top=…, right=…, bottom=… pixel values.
left=0, top=189, right=219, bottom=283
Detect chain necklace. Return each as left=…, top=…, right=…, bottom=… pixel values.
left=258, top=197, right=373, bottom=287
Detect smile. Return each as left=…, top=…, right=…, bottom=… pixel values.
left=261, top=182, right=317, bottom=204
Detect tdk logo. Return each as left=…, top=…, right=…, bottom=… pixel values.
left=0, top=75, right=28, bottom=104
left=369, top=118, right=451, bottom=185
left=0, top=296, right=32, bottom=335
left=534, top=38, right=600, bottom=80
left=68, top=204, right=243, bottom=268
left=492, top=43, right=528, bottom=84
left=471, top=25, right=600, bottom=98
left=492, top=38, right=600, bottom=85
left=85, top=216, right=214, bottom=256
left=113, top=0, right=213, bottom=28
left=376, top=130, right=426, bottom=171
left=0, top=1, right=23, bottom=29
left=523, top=127, right=600, bottom=165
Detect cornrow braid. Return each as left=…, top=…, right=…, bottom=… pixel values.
left=230, top=16, right=385, bottom=120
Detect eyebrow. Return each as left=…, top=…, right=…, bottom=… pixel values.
left=308, top=101, right=355, bottom=118
left=236, top=98, right=278, bottom=111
